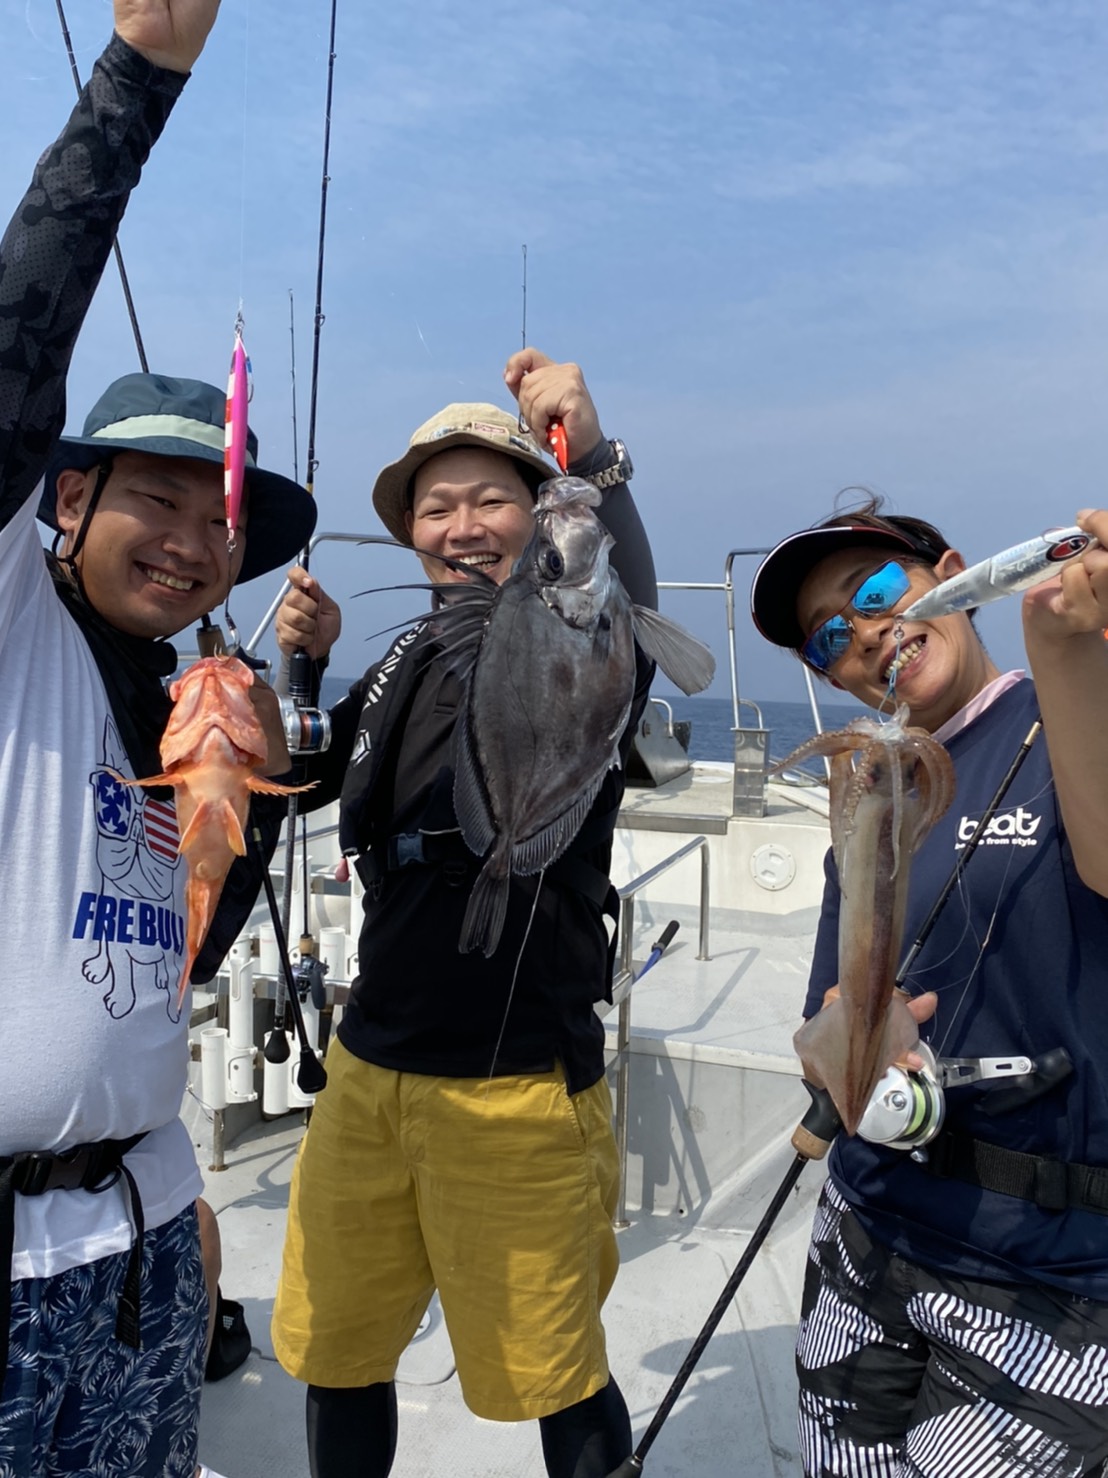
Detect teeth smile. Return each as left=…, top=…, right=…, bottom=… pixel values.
left=456, top=554, right=499, bottom=567
left=142, top=565, right=195, bottom=591
left=884, top=639, right=924, bottom=682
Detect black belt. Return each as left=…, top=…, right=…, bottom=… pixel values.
left=925, top=1130, right=1108, bottom=1215
left=1, top=1134, right=146, bottom=1376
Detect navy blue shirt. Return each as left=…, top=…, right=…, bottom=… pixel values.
left=807, top=679, right=1108, bottom=1298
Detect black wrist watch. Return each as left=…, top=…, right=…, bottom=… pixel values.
left=588, top=438, right=633, bottom=490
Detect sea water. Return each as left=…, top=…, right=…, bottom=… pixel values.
left=318, top=678, right=859, bottom=771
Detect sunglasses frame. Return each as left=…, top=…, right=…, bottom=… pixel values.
left=800, top=559, right=914, bottom=672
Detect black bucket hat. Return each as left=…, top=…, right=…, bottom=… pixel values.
left=751, top=516, right=950, bottom=651
left=39, top=373, right=316, bottom=583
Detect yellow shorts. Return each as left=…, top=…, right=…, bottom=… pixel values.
left=271, top=1037, right=621, bottom=1421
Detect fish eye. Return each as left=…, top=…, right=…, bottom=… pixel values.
left=539, top=547, right=564, bottom=581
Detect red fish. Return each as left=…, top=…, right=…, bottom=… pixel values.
left=779, top=706, right=955, bottom=1133
left=132, top=656, right=311, bottom=1006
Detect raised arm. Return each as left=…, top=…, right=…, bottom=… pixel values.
left=505, top=347, right=658, bottom=609
left=1022, top=507, right=1108, bottom=895
left=0, top=0, right=219, bottom=528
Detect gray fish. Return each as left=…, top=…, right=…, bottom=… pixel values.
left=439, top=476, right=715, bottom=956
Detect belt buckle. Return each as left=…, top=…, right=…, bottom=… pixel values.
left=390, top=834, right=425, bottom=869
left=15, top=1152, right=60, bottom=1197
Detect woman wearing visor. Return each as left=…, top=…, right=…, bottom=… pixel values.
left=750, top=498, right=1108, bottom=1478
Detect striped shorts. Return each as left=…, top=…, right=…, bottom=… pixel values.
left=796, top=1181, right=1108, bottom=1478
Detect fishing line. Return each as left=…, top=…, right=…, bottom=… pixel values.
left=896, top=718, right=1042, bottom=1058
left=484, top=866, right=547, bottom=1092
left=236, top=0, right=251, bottom=310
left=877, top=618, right=906, bottom=717
left=905, top=755, right=1054, bottom=993
left=53, top=0, right=148, bottom=370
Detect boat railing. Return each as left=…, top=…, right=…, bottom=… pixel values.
left=246, top=534, right=831, bottom=795
left=659, top=547, right=832, bottom=803
left=608, top=835, right=711, bottom=1229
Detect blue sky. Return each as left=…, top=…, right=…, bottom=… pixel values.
left=3, top=0, right=1107, bottom=704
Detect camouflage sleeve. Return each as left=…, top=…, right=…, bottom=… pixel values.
left=0, top=33, right=187, bottom=529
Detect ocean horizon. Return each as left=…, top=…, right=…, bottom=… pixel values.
left=317, top=676, right=856, bottom=771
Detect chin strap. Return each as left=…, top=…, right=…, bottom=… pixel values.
left=52, top=458, right=114, bottom=603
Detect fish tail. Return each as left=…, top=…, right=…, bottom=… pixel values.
left=460, top=854, right=510, bottom=958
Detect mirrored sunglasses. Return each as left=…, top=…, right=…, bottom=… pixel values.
left=800, top=560, right=913, bottom=672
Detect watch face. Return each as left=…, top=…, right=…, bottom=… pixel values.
left=611, top=440, right=633, bottom=480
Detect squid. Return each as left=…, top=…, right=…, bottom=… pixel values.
left=783, top=706, right=955, bottom=1134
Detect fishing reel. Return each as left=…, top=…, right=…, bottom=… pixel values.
left=278, top=647, right=331, bottom=755
left=856, top=1043, right=1053, bottom=1159
left=857, top=1043, right=947, bottom=1154
left=278, top=697, right=331, bottom=756
left=294, top=941, right=329, bottom=1012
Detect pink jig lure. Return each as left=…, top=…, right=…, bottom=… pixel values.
left=223, top=317, right=253, bottom=557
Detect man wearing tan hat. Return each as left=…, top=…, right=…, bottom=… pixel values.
left=270, top=348, right=656, bottom=1478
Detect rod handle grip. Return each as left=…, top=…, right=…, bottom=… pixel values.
left=287, top=647, right=313, bottom=708
left=791, top=1080, right=840, bottom=1161
left=653, top=919, right=680, bottom=954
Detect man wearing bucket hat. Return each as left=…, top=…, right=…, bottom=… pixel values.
left=751, top=497, right=1108, bottom=1476
left=269, top=349, right=653, bottom=1478
left=0, top=4, right=315, bottom=1474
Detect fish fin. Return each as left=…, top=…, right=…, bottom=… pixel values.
left=401, top=588, right=497, bottom=683
left=453, top=712, right=497, bottom=858
left=794, top=1006, right=848, bottom=1094
left=511, top=777, right=605, bottom=876
left=630, top=606, right=716, bottom=695
left=246, top=775, right=317, bottom=796
left=177, top=797, right=247, bottom=859
left=460, top=853, right=510, bottom=957
left=121, top=771, right=174, bottom=789
left=225, top=802, right=248, bottom=857
left=176, top=801, right=210, bottom=856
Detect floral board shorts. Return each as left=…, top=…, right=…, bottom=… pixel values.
left=1, top=1203, right=207, bottom=1478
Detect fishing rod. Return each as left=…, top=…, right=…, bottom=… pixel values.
left=516, top=242, right=568, bottom=470
left=303, top=0, right=338, bottom=508
left=606, top=717, right=1044, bottom=1478
left=251, top=827, right=326, bottom=1094
left=54, top=0, right=148, bottom=371
left=289, top=288, right=301, bottom=485
left=269, top=0, right=339, bottom=1060
left=897, top=717, right=1041, bottom=981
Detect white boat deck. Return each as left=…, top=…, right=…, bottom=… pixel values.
left=185, top=745, right=833, bottom=1477
left=196, top=1128, right=815, bottom=1478
left=192, top=894, right=826, bottom=1478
